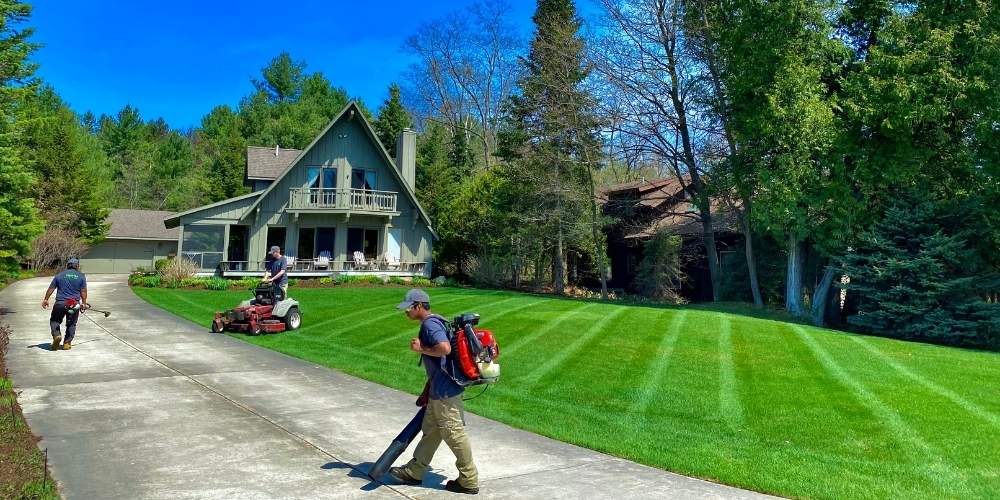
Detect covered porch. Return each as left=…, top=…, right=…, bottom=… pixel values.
left=179, top=215, right=430, bottom=279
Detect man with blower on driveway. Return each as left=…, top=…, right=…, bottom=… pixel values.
left=41, top=257, right=88, bottom=351
left=389, top=288, right=480, bottom=495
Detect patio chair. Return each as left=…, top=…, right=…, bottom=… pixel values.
left=314, top=251, right=331, bottom=270
left=383, top=253, right=401, bottom=271
left=353, top=251, right=374, bottom=271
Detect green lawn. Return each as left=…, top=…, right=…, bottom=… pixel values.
left=133, top=286, right=1000, bottom=499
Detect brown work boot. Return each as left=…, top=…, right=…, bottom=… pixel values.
left=62, top=341, right=72, bottom=350
left=51, top=336, right=62, bottom=351
left=445, top=480, right=479, bottom=495
left=387, top=466, right=421, bottom=486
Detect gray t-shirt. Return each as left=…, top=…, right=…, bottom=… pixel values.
left=50, top=269, right=87, bottom=302
left=420, top=315, right=463, bottom=400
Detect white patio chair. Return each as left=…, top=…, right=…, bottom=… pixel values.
left=314, top=251, right=331, bottom=270
left=384, top=253, right=401, bottom=271
left=353, top=251, right=373, bottom=271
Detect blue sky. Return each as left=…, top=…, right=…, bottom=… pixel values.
left=30, top=1, right=543, bottom=129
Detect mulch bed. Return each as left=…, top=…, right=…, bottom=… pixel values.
left=0, top=320, right=58, bottom=499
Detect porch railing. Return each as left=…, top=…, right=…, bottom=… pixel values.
left=219, top=260, right=427, bottom=274
left=288, top=188, right=398, bottom=213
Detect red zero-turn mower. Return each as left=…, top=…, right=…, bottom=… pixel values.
left=211, top=282, right=301, bottom=335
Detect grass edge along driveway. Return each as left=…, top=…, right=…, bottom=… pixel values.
left=133, top=286, right=1000, bottom=500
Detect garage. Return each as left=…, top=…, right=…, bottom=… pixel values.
left=80, top=209, right=178, bottom=274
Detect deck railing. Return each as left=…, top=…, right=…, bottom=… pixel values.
left=288, top=188, right=397, bottom=213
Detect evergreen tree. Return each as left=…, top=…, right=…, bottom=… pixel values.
left=198, top=105, right=248, bottom=202
left=500, top=0, right=601, bottom=294
left=839, top=196, right=1000, bottom=348
left=0, top=0, right=43, bottom=275
left=21, top=86, right=109, bottom=242
left=374, top=83, right=413, bottom=154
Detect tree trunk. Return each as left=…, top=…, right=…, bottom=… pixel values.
left=740, top=212, right=763, bottom=308
left=785, top=233, right=805, bottom=315
left=699, top=203, right=722, bottom=302
left=533, top=250, right=546, bottom=290
left=811, top=264, right=837, bottom=326
left=553, top=228, right=565, bottom=294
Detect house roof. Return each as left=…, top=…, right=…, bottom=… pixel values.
left=246, top=146, right=303, bottom=180
left=623, top=197, right=738, bottom=239
left=162, top=191, right=263, bottom=229
left=106, top=209, right=179, bottom=240
left=601, top=176, right=688, bottom=211
left=239, top=102, right=438, bottom=239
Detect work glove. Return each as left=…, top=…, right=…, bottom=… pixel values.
left=415, top=381, right=430, bottom=407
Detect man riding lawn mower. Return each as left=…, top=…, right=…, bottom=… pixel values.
left=211, top=281, right=301, bottom=335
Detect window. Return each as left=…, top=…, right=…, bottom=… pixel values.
left=182, top=225, right=225, bottom=270
left=227, top=225, right=249, bottom=267
left=298, top=228, right=315, bottom=260
left=347, top=228, right=379, bottom=260
left=316, top=228, right=335, bottom=258
left=266, top=227, right=286, bottom=256
left=351, top=169, right=377, bottom=190
left=323, top=168, right=337, bottom=190
left=306, top=167, right=338, bottom=205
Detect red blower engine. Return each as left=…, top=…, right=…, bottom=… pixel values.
left=449, top=313, right=500, bottom=386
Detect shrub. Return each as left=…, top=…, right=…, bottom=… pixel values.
left=161, top=257, right=198, bottom=283
left=839, top=197, right=1000, bottom=348
left=204, top=277, right=231, bottom=291
left=389, top=276, right=408, bottom=286
left=180, top=277, right=205, bottom=288
left=231, top=278, right=259, bottom=290
left=318, top=277, right=335, bottom=286
left=154, top=258, right=171, bottom=272
left=411, top=277, right=433, bottom=287
left=130, top=275, right=161, bottom=288
left=287, top=278, right=299, bottom=287
left=28, top=228, right=89, bottom=270
left=634, top=231, right=685, bottom=303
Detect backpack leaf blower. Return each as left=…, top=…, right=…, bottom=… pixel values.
left=368, top=406, right=426, bottom=482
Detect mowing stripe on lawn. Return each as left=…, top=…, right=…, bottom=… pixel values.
left=793, top=325, right=965, bottom=490
left=521, top=306, right=629, bottom=387
left=718, top=316, right=744, bottom=429
left=168, top=292, right=217, bottom=314
left=324, top=292, right=503, bottom=340
left=847, top=335, right=1000, bottom=429
left=503, top=301, right=599, bottom=355
left=303, top=289, right=495, bottom=334
left=365, top=296, right=552, bottom=350
left=629, top=310, right=688, bottom=416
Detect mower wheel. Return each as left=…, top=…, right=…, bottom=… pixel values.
left=210, top=319, right=224, bottom=333
left=284, top=307, right=301, bottom=330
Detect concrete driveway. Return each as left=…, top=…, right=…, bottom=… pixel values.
left=0, top=276, right=771, bottom=499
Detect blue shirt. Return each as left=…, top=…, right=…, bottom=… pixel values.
left=50, top=269, right=87, bottom=302
left=269, top=256, right=288, bottom=286
left=420, top=316, right=463, bottom=400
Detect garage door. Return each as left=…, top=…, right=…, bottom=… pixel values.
left=81, top=240, right=158, bottom=274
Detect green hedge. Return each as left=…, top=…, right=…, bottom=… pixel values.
left=127, top=273, right=451, bottom=290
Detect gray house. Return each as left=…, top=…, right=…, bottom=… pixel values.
left=79, top=209, right=179, bottom=273
left=163, top=102, right=436, bottom=277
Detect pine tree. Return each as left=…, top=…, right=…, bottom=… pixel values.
left=374, top=83, right=413, bottom=154
left=0, top=0, right=43, bottom=275
left=839, top=197, right=1000, bottom=348
left=500, top=0, right=601, bottom=294
left=21, top=86, right=109, bottom=243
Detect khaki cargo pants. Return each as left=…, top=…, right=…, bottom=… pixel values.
left=402, top=395, right=479, bottom=488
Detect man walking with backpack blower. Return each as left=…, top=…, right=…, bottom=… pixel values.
left=41, top=257, right=88, bottom=351
left=388, top=289, right=480, bottom=495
